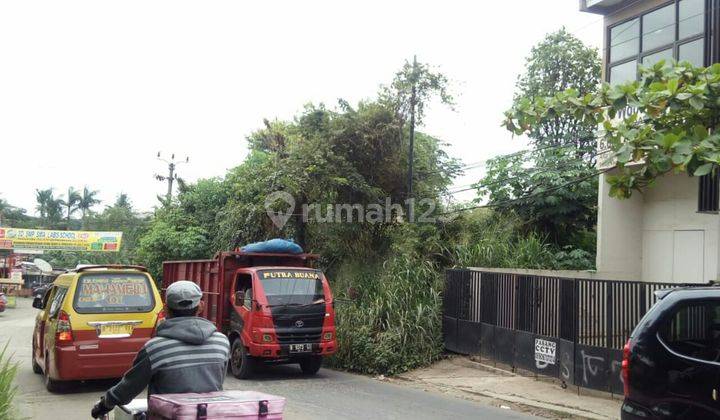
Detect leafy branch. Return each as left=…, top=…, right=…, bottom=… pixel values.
left=503, top=60, right=720, bottom=198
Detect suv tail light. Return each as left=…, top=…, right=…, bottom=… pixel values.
left=622, top=339, right=633, bottom=397
left=56, top=310, right=74, bottom=345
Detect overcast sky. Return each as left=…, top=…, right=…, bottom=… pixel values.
left=0, top=1, right=602, bottom=216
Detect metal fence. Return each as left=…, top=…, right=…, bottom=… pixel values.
left=443, top=269, right=695, bottom=394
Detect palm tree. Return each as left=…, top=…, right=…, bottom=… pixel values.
left=35, top=188, right=54, bottom=219
left=47, top=197, right=64, bottom=226
left=61, top=187, right=82, bottom=226
left=78, top=187, right=101, bottom=229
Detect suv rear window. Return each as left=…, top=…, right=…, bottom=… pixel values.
left=659, top=300, right=720, bottom=362
left=73, top=273, right=154, bottom=313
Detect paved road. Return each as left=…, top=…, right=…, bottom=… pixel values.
left=3, top=298, right=532, bottom=419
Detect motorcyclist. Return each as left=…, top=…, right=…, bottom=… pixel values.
left=91, top=281, right=230, bottom=418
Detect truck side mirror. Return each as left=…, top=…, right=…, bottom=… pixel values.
left=32, top=296, right=44, bottom=309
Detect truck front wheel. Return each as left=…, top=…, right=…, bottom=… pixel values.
left=230, top=339, right=254, bottom=379
left=299, top=356, right=323, bottom=375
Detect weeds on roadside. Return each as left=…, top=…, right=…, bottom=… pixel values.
left=0, top=342, right=19, bottom=420
left=328, top=254, right=444, bottom=375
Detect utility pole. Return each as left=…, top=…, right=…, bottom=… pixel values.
left=155, top=152, right=189, bottom=204
left=407, top=55, right=418, bottom=217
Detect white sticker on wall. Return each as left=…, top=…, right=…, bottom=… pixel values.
left=534, top=338, right=557, bottom=364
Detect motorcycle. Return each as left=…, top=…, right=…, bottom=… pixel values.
left=95, top=398, right=147, bottom=420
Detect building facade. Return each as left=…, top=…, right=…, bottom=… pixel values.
left=582, top=0, right=720, bottom=283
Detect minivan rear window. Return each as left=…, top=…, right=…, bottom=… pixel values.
left=73, top=273, right=154, bottom=313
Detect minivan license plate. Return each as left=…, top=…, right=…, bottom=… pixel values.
left=289, top=343, right=312, bottom=353
left=99, top=324, right=134, bottom=338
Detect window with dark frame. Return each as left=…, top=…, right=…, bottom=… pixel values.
left=607, top=0, right=717, bottom=212
left=698, top=169, right=719, bottom=213
left=607, top=0, right=706, bottom=85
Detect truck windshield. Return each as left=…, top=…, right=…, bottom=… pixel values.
left=74, top=273, right=155, bottom=313
left=258, top=269, right=324, bottom=306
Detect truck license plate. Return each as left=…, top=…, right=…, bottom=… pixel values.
left=289, top=343, right=312, bottom=353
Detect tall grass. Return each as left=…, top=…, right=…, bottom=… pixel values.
left=328, top=255, right=444, bottom=375
left=326, top=210, right=593, bottom=376
left=0, top=343, right=19, bottom=420
left=454, top=231, right=556, bottom=269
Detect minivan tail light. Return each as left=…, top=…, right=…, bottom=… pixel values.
left=156, top=310, right=166, bottom=326
left=622, top=339, right=632, bottom=397
left=152, top=310, right=166, bottom=336
left=56, top=310, right=74, bottom=344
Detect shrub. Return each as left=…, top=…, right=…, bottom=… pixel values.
left=328, top=255, right=444, bottom=375
left=0, top=343, right=19, bottom=420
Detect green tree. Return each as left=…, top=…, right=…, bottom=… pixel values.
left=78, top=186, right=101, bottom=228
left=504, top=61, right=720, bottom=198
left=381, top=59, right=454, bottom=126
left=35, top=188, right=64, bottom=227
left=513, top=28, right=601, bottom=154
left=61, top=187, right=82, bottom=226
left=136, top=207, right=211, bottom=279
left=177, top=178, right=229, bottom=243
left=480, top=29, right=601, bottom=245
left=0, top=197, right=28, bottom=227
left=35, top=188, right=53, bottom=219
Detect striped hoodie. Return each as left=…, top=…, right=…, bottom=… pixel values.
left=105, top=316, right=230, bottom=407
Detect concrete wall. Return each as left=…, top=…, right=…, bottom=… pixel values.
left=596, top=172, right=720, bottom=283
left=595, top=171, right=644, bottom=280
left=640, top=173, right=719, bottom=282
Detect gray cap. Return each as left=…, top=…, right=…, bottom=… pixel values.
left=166, top=280, right=202, bottom=310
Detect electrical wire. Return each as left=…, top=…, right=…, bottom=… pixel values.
left=440, top=148, right=613, bottom=197
left=417, top=142, right=595, bottom=176
left=436, top=168, right=610, bottom=216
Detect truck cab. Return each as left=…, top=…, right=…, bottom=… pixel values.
left=228, top=267, right=336, bottom=378
left=162, top=251, right=337, bottom=379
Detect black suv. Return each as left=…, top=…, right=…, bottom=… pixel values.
left=622, top=287, right=720, bottom=419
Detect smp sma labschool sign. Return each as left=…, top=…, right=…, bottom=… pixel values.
left=0, top=228, right=123, bottom=252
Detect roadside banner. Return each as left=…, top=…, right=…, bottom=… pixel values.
left=0, top=228, right=122, bottom=252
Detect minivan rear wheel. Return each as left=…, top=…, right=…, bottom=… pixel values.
left=43, top=359, right=63, bottom=393
left=230, top=339, right=254, bottom=379
left=31, top=339, right=41, bottom=374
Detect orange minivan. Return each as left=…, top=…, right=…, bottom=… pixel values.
left=31, top=265, right=164, bottom=392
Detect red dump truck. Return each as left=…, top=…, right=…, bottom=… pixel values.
left=162, top=251, right=337, bottom=379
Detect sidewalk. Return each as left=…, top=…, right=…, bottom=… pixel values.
left=393, top=356, right=622, bottom=419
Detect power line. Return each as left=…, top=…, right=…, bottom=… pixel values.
left=418, top=142, right=594, bottom=176
left=440, top=148, right=612, bottom=197
left=437, top=168, right=610, bottom=216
